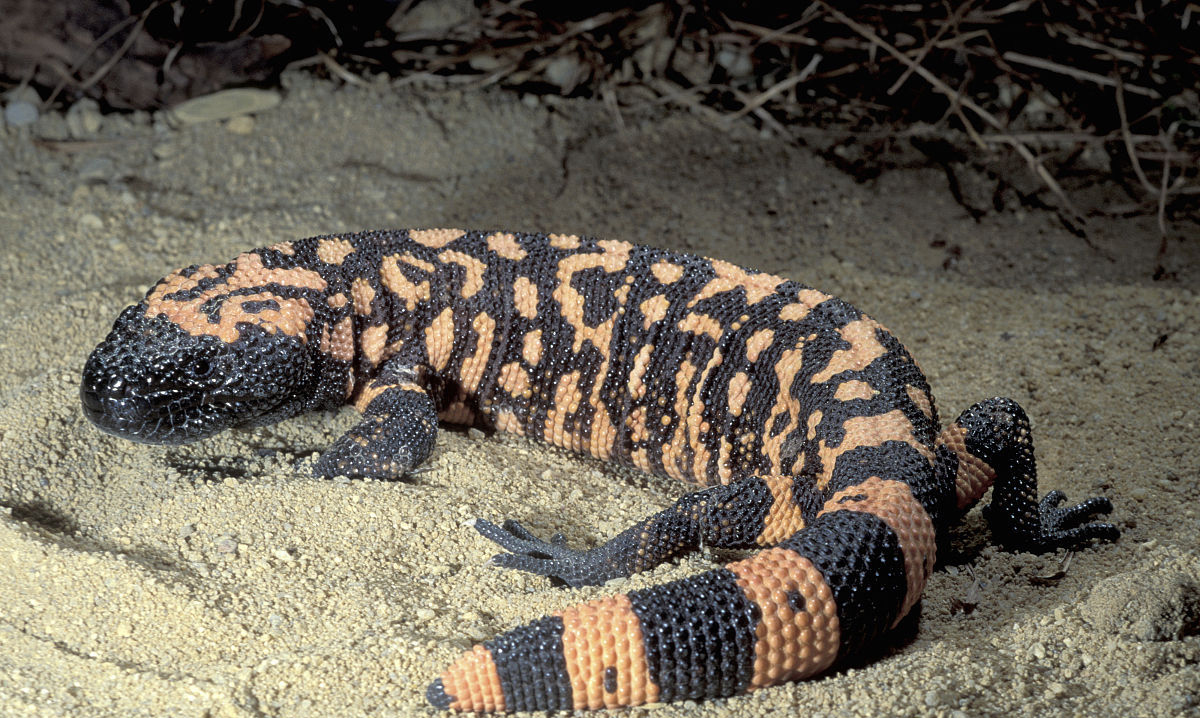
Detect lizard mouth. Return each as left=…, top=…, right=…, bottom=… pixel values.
left=80, top=355, right=240, bottom=444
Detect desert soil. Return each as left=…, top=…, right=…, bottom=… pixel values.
left=1, top=73, right=1197, bottom=717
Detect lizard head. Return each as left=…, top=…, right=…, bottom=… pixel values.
left=81, top=251, right=336, bottom=444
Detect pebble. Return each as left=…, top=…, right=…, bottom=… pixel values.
left=77, top=213, right=104, bottom=232
left=715, top=46, right=753, bottom=78
left=225, top=115, right=255, bottom=135
left=464, top=624, right=490, bottom=641
left=168, top=88, right=281, bottom=125
left=153, top=142, right=180, bottom=159
left=66, top=98, right=103, bottom=137
left=389, top=0, right=474, bottom=32
left=77, top=157, right=115, bottom=183
left=543, top=55, right=582, bottom=90
left=670, top=47, right=711, bottom=87
left=467, top=54, right=505, bottom=72
left=924, top=688, right=957, bottom=707
left=415, top=608, right=436, bottom=621
left=4, top=99, right=38, bottom=127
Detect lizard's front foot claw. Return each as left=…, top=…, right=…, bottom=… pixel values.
left=472, top=518, right=603, bottom=588
left=1035, top=490, right=1119, bottom=550
left=989, top=490, right=1119, bottom=552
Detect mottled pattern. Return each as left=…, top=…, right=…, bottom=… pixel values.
left=81, top=230, right=1121, bottom=712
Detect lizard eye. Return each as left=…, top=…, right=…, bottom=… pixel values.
left=190, top=358, right=213, bottom=379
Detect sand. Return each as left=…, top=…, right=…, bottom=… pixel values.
left=1, top=73, right=1197, bottom=717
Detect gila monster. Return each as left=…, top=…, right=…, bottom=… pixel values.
left=81, top=229, right=1119, bottom=712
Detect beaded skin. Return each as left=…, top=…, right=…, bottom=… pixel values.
left=81, top=230, right=1118, bottom=711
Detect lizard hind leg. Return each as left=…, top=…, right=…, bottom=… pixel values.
left=433, top=473, right=928, bottom=712
left=313, top=363, right=439, bottom=480
left=472, top=475, right=796, bottom=588
left=937, top=396, right=1119, bottom=552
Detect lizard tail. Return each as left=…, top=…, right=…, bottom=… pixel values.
left=428, top=487, right=935, bottom=712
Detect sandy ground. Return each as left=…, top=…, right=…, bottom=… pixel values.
left=1, top=74, right=1198, bottom=717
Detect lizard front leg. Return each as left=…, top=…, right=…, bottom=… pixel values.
left=939, top=397, right=1119, bottom=551
left=314, top=360, right=439, bottom=480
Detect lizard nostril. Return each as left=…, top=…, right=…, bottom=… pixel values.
left=80, top=356, right=137, bottom=416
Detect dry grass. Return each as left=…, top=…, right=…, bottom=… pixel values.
left=8, top=0, right=1197, bottom=238
left=370, top=0, right=1199, bottom=236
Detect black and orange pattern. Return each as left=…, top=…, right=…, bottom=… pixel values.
left=81, top=229, right=1119, bottom=712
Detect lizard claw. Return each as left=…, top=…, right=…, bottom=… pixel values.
left=987, top=490, right=1119, bottom=552
left=1034, top=491, right=1119, bottom=550
left=472, top=518, right=605, bottom=587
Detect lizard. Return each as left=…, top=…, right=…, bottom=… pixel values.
left=80, top=229, right=1119, bottom=712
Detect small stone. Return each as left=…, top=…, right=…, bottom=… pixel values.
left=168, top=88, right=281, bottom=125
left=670, top=46, right=711, bottom=87
left=633, top=36, right=673, bottom=76
left=924, top=688, right=958, bottom=708
left=468, top=427, right=485, bottom=441
left=467, top=54, right=505, bottom=72
left=415, top=608, right=436, bottom=621
left=4, top=100, right=37, bottom=127
left=77, top=213, right=104, bottom=232
left=179, top=523, right=196, bottom=539
left=272, top=548, right=295, bottom=563
left=153, top=142, right=180, bottom=159
left=66, top=99, right=103, bottom=137
left=543, top=55, right=582, bottom=90
left=115, top=621, right=133, bottom=637
left=389, top=0, right=474, bottom=33
left=216, top=536, right=238, bottom=554
left=33, top=111, right=69, bottom=139
left=225, top=115, right=255, bottom=135
left=715, top=46, right=753, bottom=78
left=464, top=624, right=490, bottom=641
left=78, top=157, right=115, bottom=183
